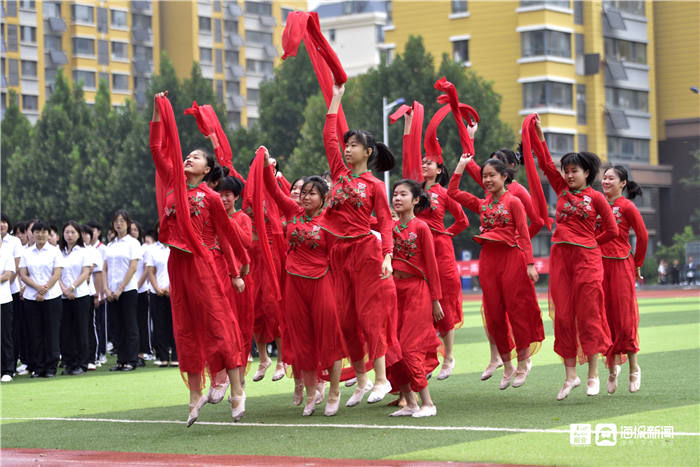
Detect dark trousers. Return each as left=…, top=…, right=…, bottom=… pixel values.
left=60, top=296, right=92, bottom=370
left=25, top=297, right=62, bottom=375
left=94, top=300, right=107, bottom=356
left=112, top=290, right=138, bottom=366
left=107, top=299, right=118, bottom=353
left=151, top=294, right=177, bottom=362
left=1, top=301, right=14, bottom=375
left=87, top=297, right=97, bottom=362
left=137, top=292, right=151, bottom=355
left=11, top=292, right=29, bottom=366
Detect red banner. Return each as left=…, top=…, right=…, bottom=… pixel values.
left=457, top=257, right=550, bottom=276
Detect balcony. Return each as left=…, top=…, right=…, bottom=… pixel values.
left=134, top=59, right=152, bottom=74
left=259, top=15, right=276, bottom=27
left=226, top=94, right=245, bottom=111
left=132, top=28, right=152, bottom=43
left=131, top=1, right=152, bottom=13
left=602, top=8, right=648, bottom=43
left=226, top=64, right=245, bottom=79
left=226, top=34, right=243, bottom=49
left=48, top=50, right=69, bottom=66
left=226, top=3, right=242, bottom=17
left=47, top=17, right=67, bottom=33
left=263, top=44, right=277, bottom=58
left=604, top=59, right=649, bottom=90
left=606, top=108, right=650, bottom=139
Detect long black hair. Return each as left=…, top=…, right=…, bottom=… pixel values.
left=59, top=220, right=86, bottom=252
left=343, top=129, right=396, bottom=172
left=393, top=178, right=430, bottom=214
left=482, top=157, right=516, bottom=185
left=301, top=175, right=329, bottom=205
left=560, top=151, right=601, bottom=186
left=190, top=147, right=223, bottom=185
left=604, top=165, right=642, bottom=200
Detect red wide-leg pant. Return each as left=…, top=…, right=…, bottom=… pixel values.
left=550, top=243, right=612, bottom=362
left=249, top=241, right=282, bottom=344
left=432, top=233, right=463, bottom=336
left=478, top=242, right=544, bottom=356
left=603, top=255, right=640, bottom=367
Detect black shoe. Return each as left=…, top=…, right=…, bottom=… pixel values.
left=120, top=364, right=135, bottom=372
left=62, top=368, right=72, bottom=376
left=110, top=364, right=124, bottom=371
left=135, top=357, right=145, bottom=368
left=70, top=368, right=85, bottom=376
left=30, top=372, right=42, bottom=378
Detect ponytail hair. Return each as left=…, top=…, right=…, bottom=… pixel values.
left=393, top=178, right=430, bottom=214
left=192, top=147, right=222, bottom=185
left=344, top=129, right=396, bottom=172
left=605, top=165, right=643, bottom=200
left=491, top=148, right=520, bottom=170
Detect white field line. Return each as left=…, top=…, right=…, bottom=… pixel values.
left=2, top=417, right=700, bottom=437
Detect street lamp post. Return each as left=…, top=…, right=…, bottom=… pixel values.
left=382, top=96, right=406, bottom=201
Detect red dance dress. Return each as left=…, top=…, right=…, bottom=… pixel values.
left=230, top=210, right=255, bottom=360
left=150, top=121, right=248, bottom=389
left=263, top=166, right=347, bottom=372
left=417, top=182, right=469, bottom=336
left=320, top=113, right=394, bottom=364
left=598, top=196, right=648, bottom=367
left=535, top=142, right=618, bottom=362
left=448, top=173, right=544, bottom=356
left=387, top=217, right=442, bottom=392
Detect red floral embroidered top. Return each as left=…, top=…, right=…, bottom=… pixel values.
left=321, top=114, right=393, bottom=257
left=229, top=210, right=253, bottom=251
left=447, top=172, right=535, bottom=264
left=535, top=141, right=618, bottom=248
left=150, top=121, right=250, bottom=276
left=465, top=159, right=544, bottom=239
left=596, top=196, right=648, bottom=266
left=392, top=217, right=442, bottom=301
left=264, top=163, right=330, bottom=279
left=417, top=183, right=469, bottom=238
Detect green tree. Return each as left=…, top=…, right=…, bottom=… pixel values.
left=656, top=226, right=699, bottom=264
left=286, top=92, right=329, bottom=182
left=1, top=90, right=32, bottom=220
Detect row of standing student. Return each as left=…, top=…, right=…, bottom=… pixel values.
left=0, top=216, right=177, bottom=381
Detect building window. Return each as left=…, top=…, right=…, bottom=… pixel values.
left=97, top=7, right=108, bottom=33
left=381, top=48, right=394, bottom=65
left=376, top=25, right=384, bottom=43
left=112, top=41, right=129, bottom=60
left=44, top=35, right=62, bottom=51
left=214, top=0, right=221, bottom=12
left=247, top=88, right=260, bottom=103
left=133, top=45, right=152, bottom=61
left=605, top=87, right=648, bottom=112
left=22, top=94, right=38, bottom=110
left=132, top=14, right=151, bottom=31
left=199, top=16, right=212, bottom=33
left=386, top=0, right=393, bottom=25
left=228, top=111, right=241, bottom=127
left=245, top=1, right=272, bottom=16
left=71, top=4, right=94, bottom=24
left=521, top=30, right=571, bottom=58
left=574, top=33, right=584, bottom=57
left=215, top=49, right=223, bottom=73
left=246, top=59, right=273, bottom=75
left=227, top=80, right=240, bottom=94
left=216, top=80, right=224, bottom=100
left=8, top=59, right=19, bottom=85
left=573, top=0, right=583, bottom=24
left=520, top=0, right=570, bottom=8
left=98, top=40, right=109, bottom=65
left=111, top=10, right=127, bottom=28
left=576, top=84, right=586, bottom=124
left=245, top=30, right=273, bottom=45
left=452, top=39, right=469, bottom=64
left=73, top=70, right=96, bottom=89
left=578, top=133, right=588, bottom=151
left=607, top=136, right=649, bottom=163
left=200, top=47, right=213, bottom=63
left=20, top=25, right=36, bottom=44
left=604, top=38, right=646, bottom=64
left=545, top=132, right=574, bottom=157
left=603, top=0, right=644, bottom=16
left=43, top=2, right=60, bottom=18
left=225, top=20, right=239, bottom=35
left=215, top=19, right=222, bottom=42
left=451, top=0, right=468, bottom=14
left=6, top=24, right=18, bottom=52
left=19, top=1, right=35, bottom=9
left=248, top=117, right=258, bottom=128
left=112, top=73, right=129, bottom=91
left=6, top=0, right=17, bottom=16
left=329, top=29, right=336, bottom=42
left=99, top=72, right=109, bottom=88
left=226, top=50, right=239, bottom=64
left=281, top=7, right=293, bottom=23
left=72, top=37, right=95, bottom=56
left=523, top=81, right=573, bottom=109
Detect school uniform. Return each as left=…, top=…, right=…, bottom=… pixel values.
left=145, top=242, right=177, bottom=363
left=91, top=242, right=108, bottom=358
left=535, top=142, right=618, bottom=362
left=599, top=196, right=648, bottom=367
left=135, top=242, right=154, bottom=357
left=1, top=244, right=16, bottom=377
left=60, top=245, right=92, bottom=372
left=20, top=243, right=64, bottom=376
left=1, top=234, right=24, bottom=370
left=104, top=234, right=142, bottom=368
left=321, top=113, right=394, bottom=364
left=84, top=244, right=103, bottom=362
left=448, top=174, right=545, bottom=357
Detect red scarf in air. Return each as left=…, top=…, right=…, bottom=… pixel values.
left=424, top=101, right=478, bottom=164
left=521, top=114, right=554, bottom=230
left=433, top=77, right=480, bottom=156
left=389, top=101, right=425, bottom=181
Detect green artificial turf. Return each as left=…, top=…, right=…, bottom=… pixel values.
left=1, top=296, right=699, bottom=466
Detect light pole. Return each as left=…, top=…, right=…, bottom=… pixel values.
left=382, top=96, right=405, bottom=201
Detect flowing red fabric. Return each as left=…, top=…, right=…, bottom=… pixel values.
left=424, top=101, right=477, bottom=164
left=520, top=115, right=554, bottom=231
left=154, top=97, right=207, bottom=257
left=244, top=148, right=282, bottom=301
left=183, top=101, right=246, bottom=181
left=282, top=11, right=349, bottom=145
left=434, top=77, right=480, bottom=155
left=389, top=102, right=424, bottom=181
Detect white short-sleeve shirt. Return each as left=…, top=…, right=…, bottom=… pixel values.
left=61, top=246, right=92, bottom=299
left=0, top=244, right=17, bottom=304
left=136, top=243, right=154, bottom=294
left=1, top=234, right=23, bottom=294
left=104, top=235, right=141, bottom=292
left=145, top=242, right=170, bottom=289
left=19, top=243, right=65, bottom=301
left=83, top=245, right=102, bottom=296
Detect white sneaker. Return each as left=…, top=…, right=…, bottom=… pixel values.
left=436, top=357, right=455, bottom=381
left=153, top=360, right=162, bottom=367
left=16, top=368, right=28, bottom=376
left=87, top=363, right=97, bottom=371
left=16, top=364, right=27, bottom=373
left=412, top=405, right=437, bottom=418
left=389, top=406, right=418, bottom=417
left=345, top=381, right=373, bottom=407
left=367, top=382, right=392, bottom=404
left=629, top=366, right=641, bottom=393
left=586, top=377, right=600, bottom=396
left=344, top=377, right=357, bottom=387
left=98, top=355, right=108, bottom=364
left=607, top=365, right=621, bottom=394
left=557, top=377, right=581, bottom=401
left=1, top=374, right=13, bottom=383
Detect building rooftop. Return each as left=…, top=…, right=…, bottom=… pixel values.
left=313, top=0, right=387, bottom=18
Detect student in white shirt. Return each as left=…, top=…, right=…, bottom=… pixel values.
left=146, top=225, right=177, bottom=367
left=104, top=210, right=141, bottom=371
left=86, top=220, right=108, bottom=361
left=18, top=221, right=64, bottom=378
left=1, top=235, right=17, bottom=382
left=1, top=214, right=22, bottom=381
left=130, top=221, right=153, bottom=365
left=58, top=221, right=93, bottom=375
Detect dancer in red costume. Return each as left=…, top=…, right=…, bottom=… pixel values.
left=386, top=179, right=443, bottom=418
left=527, top=115, right=618, bottom=400
left=449, top=154, right=545, bottom=389
left=396, top=109, right=468, bottom=380
left=323, top=84, right=395, bottom=407
left=261, top=149, right=346, bottom=417
left=150, top=92, right=248, bottom=425
left=600, top=165, right=647, bottom=394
